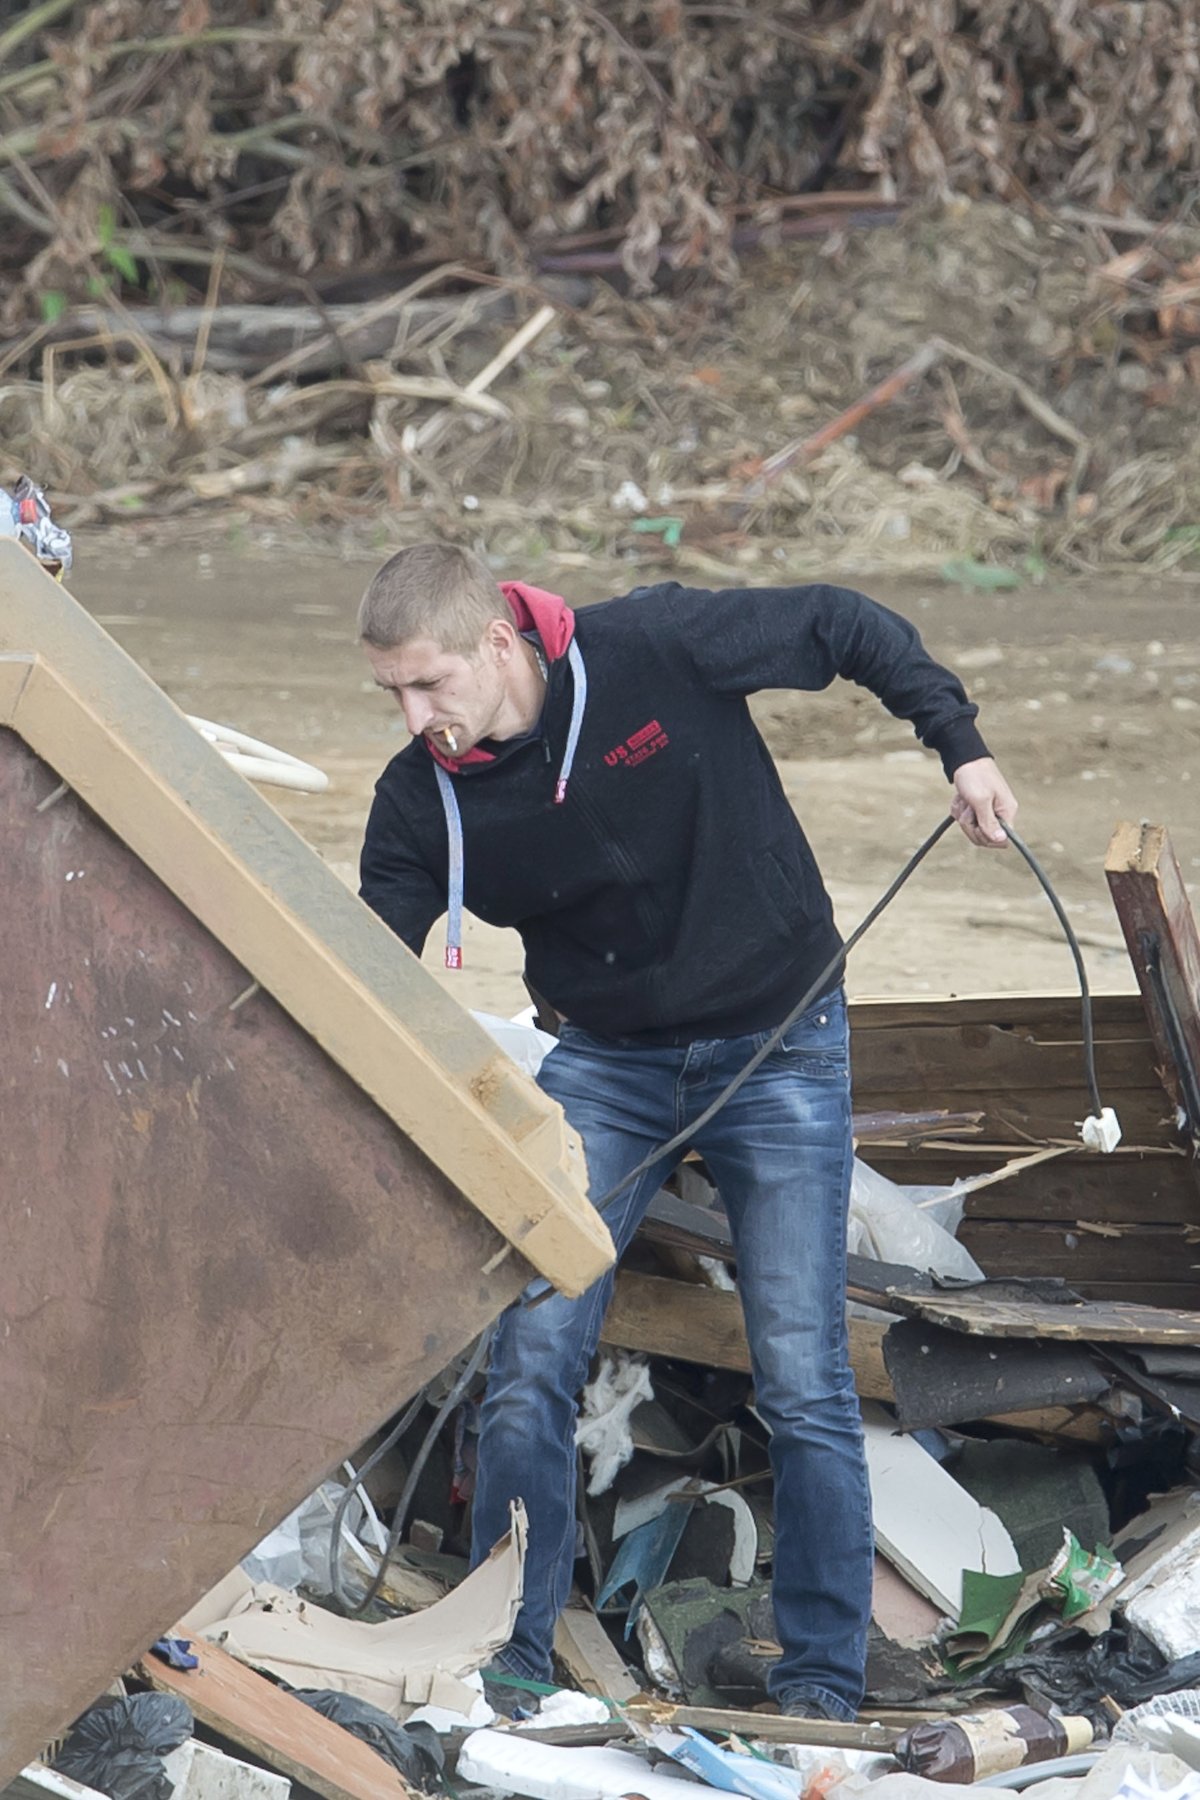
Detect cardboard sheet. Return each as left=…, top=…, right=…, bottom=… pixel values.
left=182, top=1503, right=526, bottom=1719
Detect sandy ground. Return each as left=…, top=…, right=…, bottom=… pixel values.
left=65, top=533, right=1200, bottom=1018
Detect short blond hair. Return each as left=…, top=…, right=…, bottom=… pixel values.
left=358, top=542, right=510, bottom=653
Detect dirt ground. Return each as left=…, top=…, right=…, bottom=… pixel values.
left=67, top=532, right=1200, bottom=1018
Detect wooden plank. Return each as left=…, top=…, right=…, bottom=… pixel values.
left=861, top=1145, right=1200, bottom=1225
left=600, top=1270, right=894, bottom=1399
left=138, top=1639, right=416, bottom=1800
left=621, top=1701, right=899, bottom=1750
left=882, top=1286, right=1200, bottom=1343
left=851, top=1026, right=1163, bottom=1096
left=849, top=1085, right=1176, bottom=1145
left=4, top=1772, right=107, bottom=1800
left=960, top=1220, right=1200, bottom=1285
left=850, top=992, right=1148, bottom=1035
left=1061, top=1282, right=1200, bottom=1308
left=1106, top=821, right=1200, bottom=1144
left=554, top=1593, right=641, bottom=1702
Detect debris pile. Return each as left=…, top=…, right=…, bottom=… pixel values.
left=3, top=2, right=1196, bottom=319
left=4, top=199, right=1200, bottom=577
left=10, top=822, right=1200, bottom=1800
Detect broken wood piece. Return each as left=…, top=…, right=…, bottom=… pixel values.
left=880, top=1284, right=1200, bottom=1343
left=873, top=1555, right=945, bottom=1649
left=554, top=1589, right=641, bottom=1702
left=621, top=1700, right=899, bottom=1749
left=16, top=285, right=515, bottom=381
left=412, top=304, right=557, bottom=452
left=743, top=341, right=941, bottom=498
left=137, top=1638, right=417, bottom=1800
left=852, top=1108, right=985, bottom=1145
left=1105, top=821, right=1200, bottom=1147
left=983, top=1404, right=1113, bottom=1445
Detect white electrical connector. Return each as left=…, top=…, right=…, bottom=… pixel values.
left=1080, top=1108, right=1122, bottom=1154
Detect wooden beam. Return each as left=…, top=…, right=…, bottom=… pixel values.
left=1106, top=821, right=1200, bottom=1146
left=600, top=1270, right=895, bottom=1399
left=0, top=626, right=612, bottom=1295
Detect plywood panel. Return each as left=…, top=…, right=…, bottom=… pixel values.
left=0, top=735, right=527, bottom=1782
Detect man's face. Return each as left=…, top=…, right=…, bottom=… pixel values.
left=365, top=633, right=505, bottom=756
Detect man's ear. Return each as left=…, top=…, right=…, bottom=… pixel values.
left=483, top=615, right=519, bottom=663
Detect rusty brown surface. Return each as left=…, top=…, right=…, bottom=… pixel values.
left=0, top=729, right=530, bottom=1779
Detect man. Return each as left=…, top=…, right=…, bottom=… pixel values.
left=358, top=541, right=1017, bottom=1720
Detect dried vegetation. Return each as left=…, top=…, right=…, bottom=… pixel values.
left=1, top=3, right=1199, bottom=573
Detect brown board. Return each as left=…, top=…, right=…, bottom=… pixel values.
left=0, top=730, right=531, bottom=1776
left=138, top=1640, right=416, bottom=1800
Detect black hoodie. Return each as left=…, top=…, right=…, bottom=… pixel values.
left=359, top=578, right=989, bottom=1045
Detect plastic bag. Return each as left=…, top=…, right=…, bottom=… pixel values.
left=471, top=1011, right=558, bottom=1077
left=848, top=1158, right=984, bottom=1283
left=294, top=1691, right=444, bottom=1786
left=242, top=1479, right=384, bottom=1599
left=242, top=1507, right=304, bottom=1590
left=53, top=1694, right=193, bottom=1800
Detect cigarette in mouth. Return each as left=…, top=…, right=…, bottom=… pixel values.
left=440, top=727, right=459, bottom=753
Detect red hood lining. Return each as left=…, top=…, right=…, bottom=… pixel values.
left=424, top=580, right=575, bottom=772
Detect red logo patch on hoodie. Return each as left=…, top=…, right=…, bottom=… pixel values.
left=605, top=719, right=669, bottom=769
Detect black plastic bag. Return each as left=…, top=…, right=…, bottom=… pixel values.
left=292, top=1690, right=445, bottom=1789
left=998, top=1622, right=1200, bottom=1730
left=53, top=1693, right=193, bottom=1800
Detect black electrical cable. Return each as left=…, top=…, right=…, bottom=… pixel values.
left=591, top=813, right=1105, bottom=1216
left=331, top=1324, right=496, bottom=1617
left=1001, top=822, right=1103, bottom=1120
left=329, top=1388, right=426, bottom=1609
left=590, top=813, right=957, bottom=1213
left=329, top=814, right=1105, bottom=1611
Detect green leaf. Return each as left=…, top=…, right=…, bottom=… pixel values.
left=86, top=272, right=111, bottom=298
left=40, top=289, right=67, bottom=323
left=96, top=202, right=116, bottom=247
left=940, top=557, right=1022, bottom=592
left=105, top=243, right=139, bottom=284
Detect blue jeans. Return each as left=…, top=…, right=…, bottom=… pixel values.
left=469, top=988, right=872, bottom=1720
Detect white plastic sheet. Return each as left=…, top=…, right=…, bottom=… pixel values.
left=848, top=1157, right=984, bottom=1283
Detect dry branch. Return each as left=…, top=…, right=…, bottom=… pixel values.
left=743, top=343, right=942, bottom=498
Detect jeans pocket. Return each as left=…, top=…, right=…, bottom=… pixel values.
left=763, top=990, right=849, bottom=1078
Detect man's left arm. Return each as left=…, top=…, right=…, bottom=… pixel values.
left=662, top=580, right=1019, bottom=850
